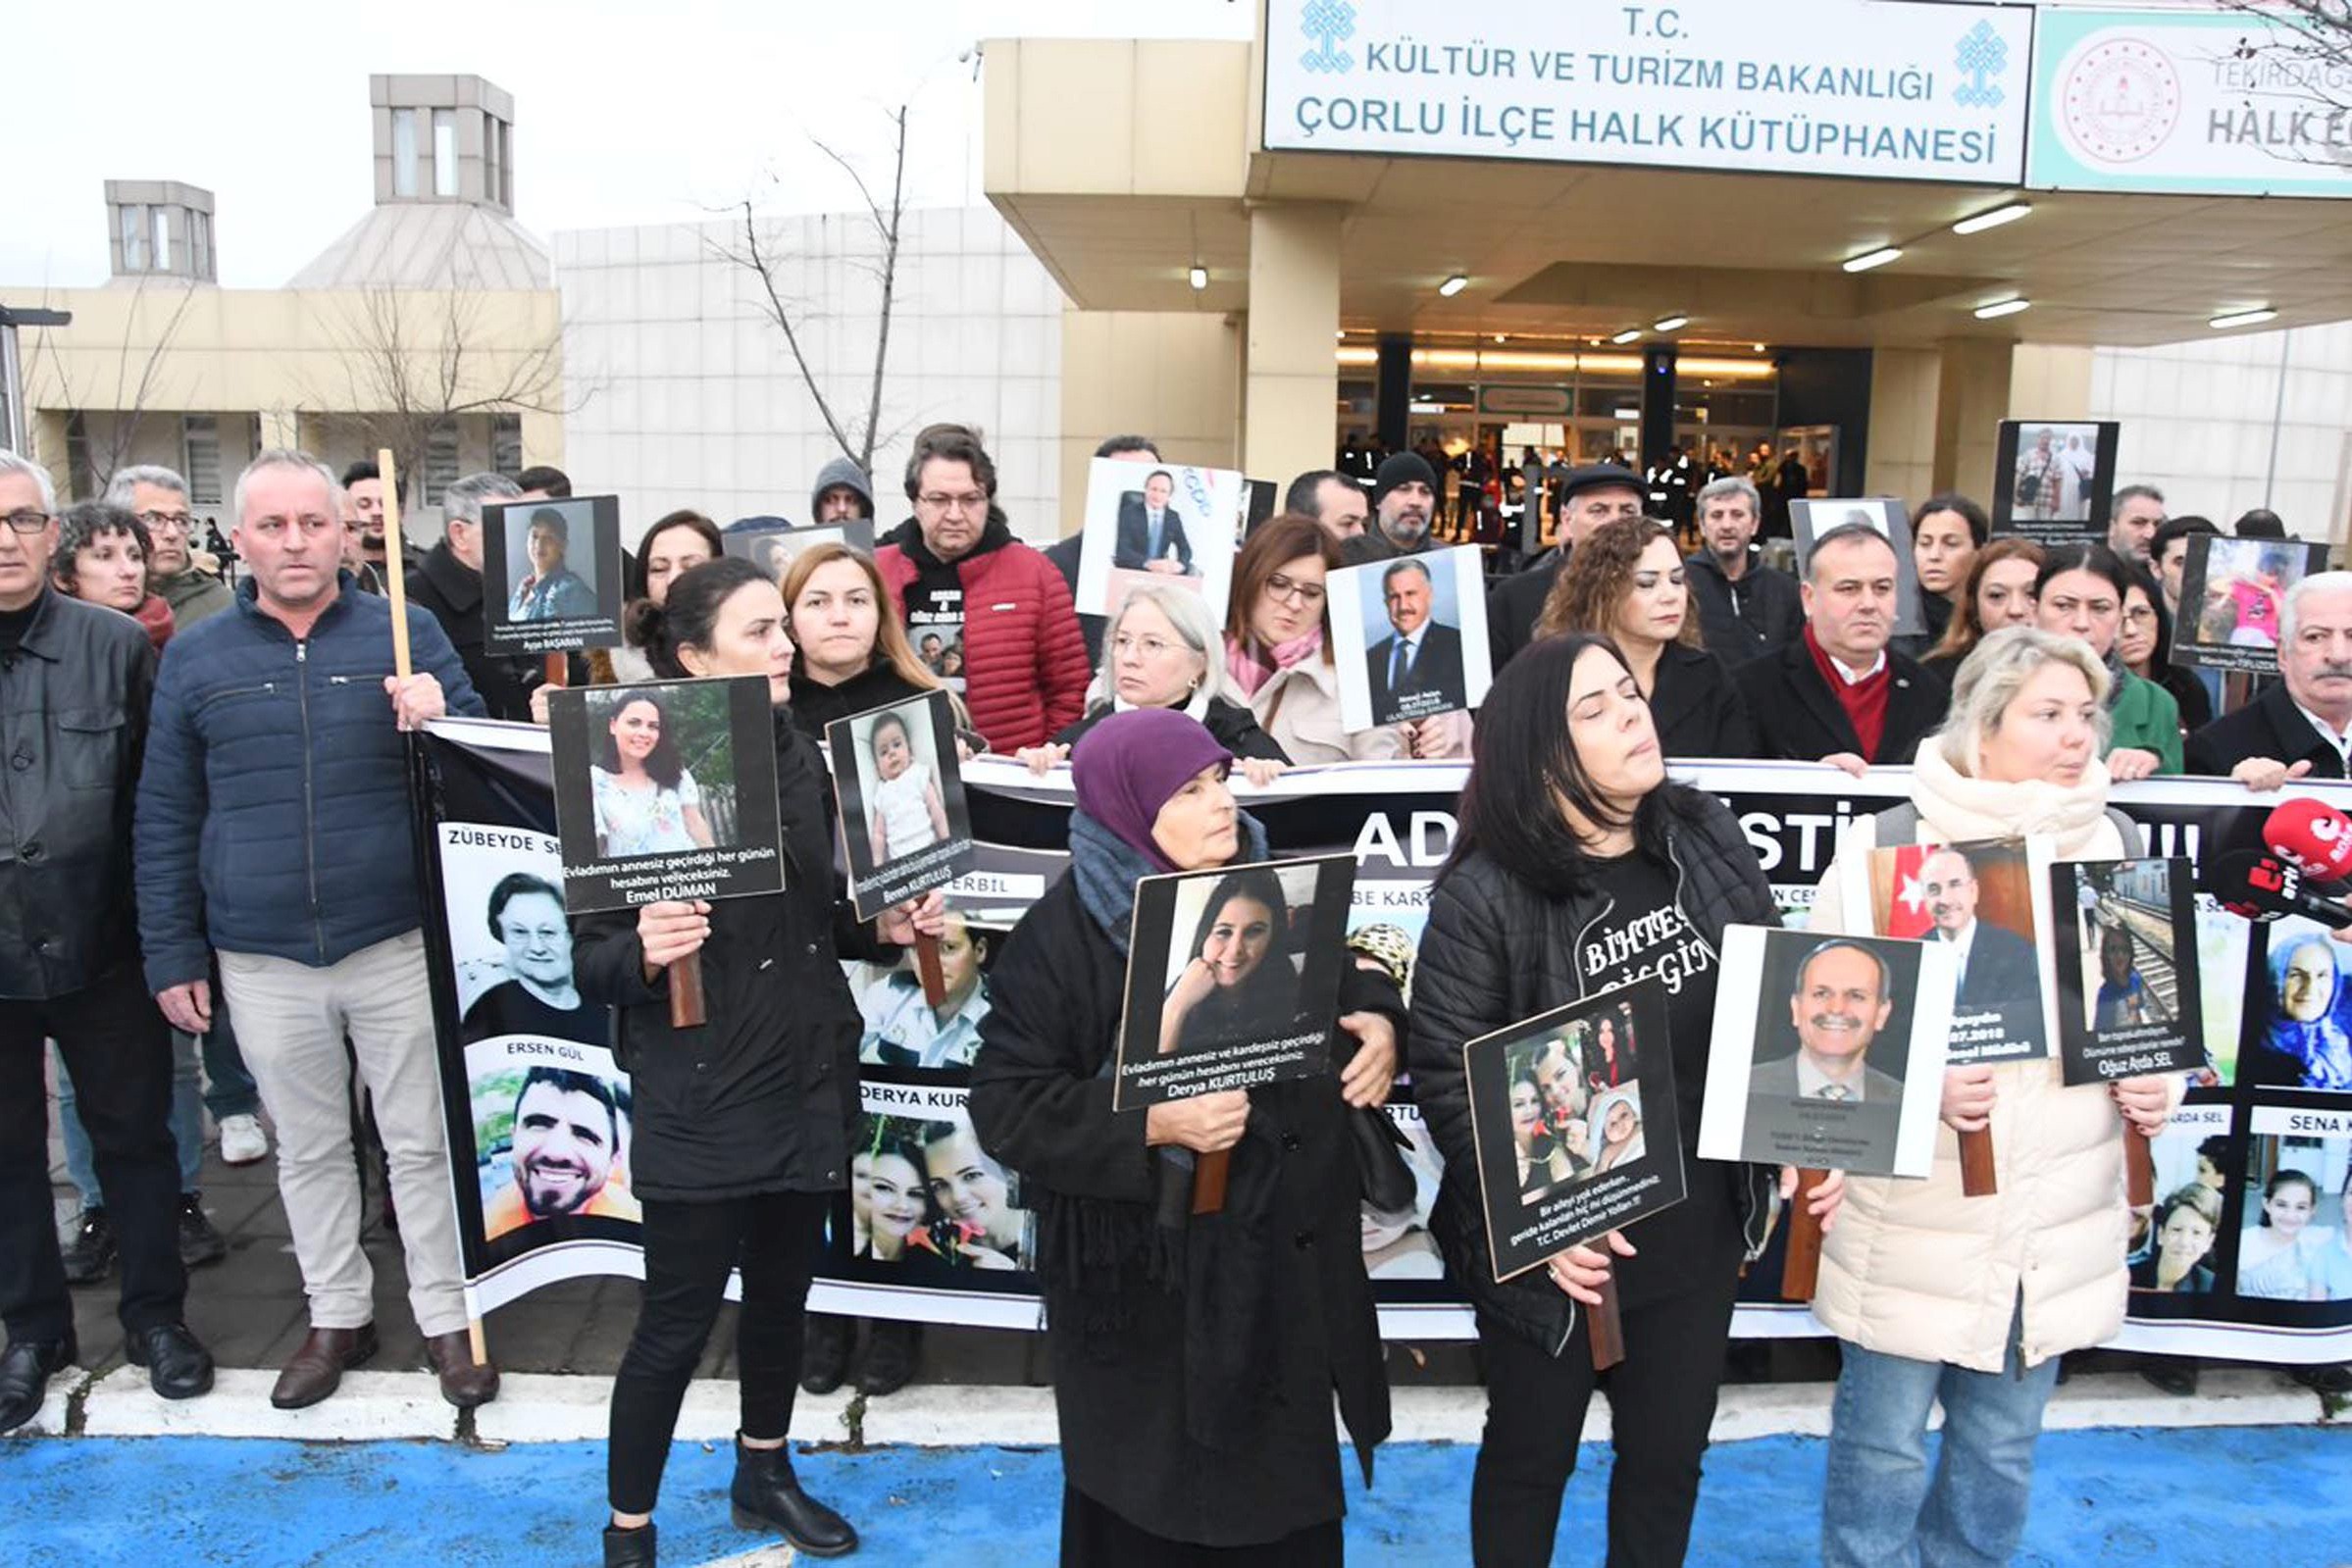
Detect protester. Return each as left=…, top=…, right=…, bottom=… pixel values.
left=1682, top=475, right=1803, bottom=664
left=332, top=460, right=388, bottom=593
left=1340, top=450, right=1440, bottom=564
left=968, top=706, right=1404, bottom=1562
left=1408, top=633, right=1841, bottom=1563
left=1735, top=523, right=1949, bottom=771
left=2233, top=507, right=2289, bottom=540
left=1536, top=517, right=1758, bottom=758
left=600, top=511, right=722, bottom=687
left=1222, top=513, right=1402, bottom=763
left=2034, top=544, right=2182, bottom=779
left=1284, top=468, right=1370, bottom=541
left=408, top=471, right=543, bottom=721
left=50, top=499, right=172, bottom=649
left=2185, top=571, right=2352, bottom=784
left=810, top=457, right=876, bottom=524
left=876, top=424, right=1090, bottom=752
left=135, top=450, right=497, bottom=1414
left=2122, top=561, right=2212, bottom=732
left=1490, top=464, right=1648, bottom=670
left=1921, top=537, right=2043, bottom=683
left=1025, top=583, right=1290, bottom=780
left=2106, top=483, right=2167, bottom=565
left=0, top=449, right=216, bottom=1434
left=104, top=465, right=231, bottom=632
left=1905, top=492, right=1988, bottom=656
left=1806, top=626, right=2174, bottom=1567
left=577, top=554, right=945, bottom=1566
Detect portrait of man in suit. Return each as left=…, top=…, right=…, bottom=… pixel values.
left=1112, top=469, right=1196, bottom=576
left=1750, top=938, right=1906, bottom=1106
left=1918, top=845, right=2040, bottom=1013
left=1365, top=557, right=1467, bottom=724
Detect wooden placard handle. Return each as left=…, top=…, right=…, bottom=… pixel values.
left=1959, top=1126, right=1998, bottom=1196
left=914, top=931, right=946, bottom=1008
left=542, top=653, right=569, bottom=690
left=377, top=448, right=413, bottom=681
left=2123, top=1130, right=2155, bottom=1209
left=1191, top=1148, right=1231, bottom=1216
left=1780, top=1168, right=1829, bottom=1301
left=1587, top=1267, right=1626, bottom=1372
left=668, top=951, right=707, bottom=1030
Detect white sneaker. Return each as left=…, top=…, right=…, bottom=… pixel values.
left=218, top=1114, right=270, bottom=1167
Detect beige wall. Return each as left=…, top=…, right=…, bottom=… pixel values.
left=1243, top=203, right=1343, bottom=489
left=983, top=38, right=1250, bottom=199
left=1864, top=346, right=1939, bottom=503
left=1054, top=308, right=1242, bottom=535
left=1932, top=339, right=2017, bottom=502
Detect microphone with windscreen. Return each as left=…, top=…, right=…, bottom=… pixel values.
left=2201, top=849, right=2352, bottom=929
left=2263, top=797, right=2352, bottom=886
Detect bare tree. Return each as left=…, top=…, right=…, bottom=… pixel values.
left=711, top=104, right=910, bottom=474
left=2216, top=2, right=2352, bottom=167
left=28, top=274, right=201, bottom=494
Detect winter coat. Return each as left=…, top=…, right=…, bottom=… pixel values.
left=572, top=713, right=895, bottom=1202
left=875, top=516, right=1091, bottom=753
left=1238, top=650, right=1404, bottom=765
left=1648, top=641, right=1760, bottom=760
left=404, top=539, right=545, bottom=722
left=134, top=574, right=483, bottom=989
left=1733, top=637, right=1949, bottom=765
left=2185, top=682, right=2345, bottom=781
left=1054, top=695, right=1290, bottom=765
left=1808, top=742, right=2171, bottom=1372
left=1683, top=549, right=1804, bottom=665
left=2107, top=669, right=2184, bottom=774
left=154, top=567, right=232, bottom=632
left=1407, top=788, right=1780, bottom=1357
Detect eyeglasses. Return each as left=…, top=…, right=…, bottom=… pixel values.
left=135, top=510, right=192, bottom=533
left=2122, top=605, right=2158, bottom=626
left=2, top=510, right=52, bottom=534
left=916, top=491, right=989, bottom=516
left=1262, top=572, right=1326, bottom=607
left=1111, top=632, right=1183, bottom=660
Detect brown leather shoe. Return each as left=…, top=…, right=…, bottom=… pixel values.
left=424, top=1330, right=500, bottom=1409
left=271, top=1324, right=379, bottom=1410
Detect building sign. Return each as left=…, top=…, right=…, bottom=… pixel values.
left=1262, top=0, right=2033, bottom=185
left=1478, top=385, right=1572, bottom=416
left=2027, top=8, right=2352, bottom=198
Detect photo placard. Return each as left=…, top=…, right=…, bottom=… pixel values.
left=2050, top=856, right=2207, bottom=1086
left=1328, top=544, right=1495, bottom=732
left=1462, top=981, right=1686, bottom=1285
left=544, top=676, right=784, bottom=912
left=2171, top=533, right=2329, bottom=678
left=1072, top=456, right=1243, bottom=626
left=1697, top=926, right=1955, bottom=1177
left=1789, top=497, right=1925, bottom=638
left=722, top=519, right=880, bottom=582
left=482, top=495, right=626, bottom=656
left=1110, top=853, right=1356, bottom=1112
left=1845, top=835, right=2057, bottom=1066
left=1989, top=419, right=2121, bottom=547
left=825, top=689, right=977, bottom=922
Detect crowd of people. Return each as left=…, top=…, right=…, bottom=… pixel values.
left=2, top=420, right=2346, bottom=1567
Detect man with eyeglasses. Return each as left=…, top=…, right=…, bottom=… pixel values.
left=134, top=449, right=500, bottom=1413
left=876, top=423, right=1090, bottom=752
left=0, top=450, right=217, bottom=1434
left=104, top=465, right=230, bottom=632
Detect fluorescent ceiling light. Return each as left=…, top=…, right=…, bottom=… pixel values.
left=1438, top=274, right=1469, bottom=297
left=1651, top=315, right=1688, bottom=331
left=1952, top=202, right=2032, bottom=235
left=1610, top=328, right=1642, bottom=344
left=1843, top=246, right=1903, bottom=273
left=2209, top=308, right=2277, bottom=329
left=1187, top=265, right=1207, bottom=290
left=1973, top=298, right=2030, bottom=319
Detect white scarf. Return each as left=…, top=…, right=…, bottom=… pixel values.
left=1911, top=739, right=2115, bottom=855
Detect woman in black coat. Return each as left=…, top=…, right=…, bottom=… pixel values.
left=968, top=706, right=1403, bottom=1564
left=575, top=557, right=944, bottom=1568
left=1408, top=633, right=1843, bottom=1567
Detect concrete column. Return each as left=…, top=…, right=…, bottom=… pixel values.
left=1865, top=346, right=1940, bottom=503
left=1932, top=339, right=2014, bottom=502
left=1243, top=202, right=1343, bottom=485
left=2008, top=345, right=2094, bottom=420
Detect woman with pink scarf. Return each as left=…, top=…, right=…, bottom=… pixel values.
left=1222, top=514, right=1408, bottom=764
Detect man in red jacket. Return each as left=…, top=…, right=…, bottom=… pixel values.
left=875, top=425, right=1090, bottom=752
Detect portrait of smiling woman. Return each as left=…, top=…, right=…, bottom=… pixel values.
left=588, top=690, right=718, bottom=859
left=1156, top=865, right=1304, bottom=1057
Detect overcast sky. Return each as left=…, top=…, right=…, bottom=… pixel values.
left=5, top=0, right=1253, bottom=291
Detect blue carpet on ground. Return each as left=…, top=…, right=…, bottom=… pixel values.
left=1, top=1426, right=2346, bottom=1565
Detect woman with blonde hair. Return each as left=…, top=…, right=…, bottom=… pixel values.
left=1222, top=514, right=1404, bottom=764
left=779, top=540, right=975, bottom=746
left=1535, top=516, right=1756, bottom=757
left=1921, top=536, right=2044, bottom=683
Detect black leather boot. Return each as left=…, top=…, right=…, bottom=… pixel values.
left=799, top=1312, right=852, bottom=1395
left=601, top=1521, right=655, bottom=1567
left=730, top=1437, right=857, bottom=1557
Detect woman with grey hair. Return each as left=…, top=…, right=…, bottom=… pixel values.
left=1804, top=626, right=2179, bottom=1567
left=1017, top=582, right=1291, bottom=784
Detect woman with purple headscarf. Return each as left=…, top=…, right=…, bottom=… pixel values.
left=968, top=707, right=1404, bottom=1564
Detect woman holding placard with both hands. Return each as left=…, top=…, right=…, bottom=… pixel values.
left=572, top=556, right=946, bottom=1568
left=1805, top=626, right=2176, bottom=1568
left=968, top=707, right=1403, bottom=1563
left=1408, top=632, right=1843, bottom=1567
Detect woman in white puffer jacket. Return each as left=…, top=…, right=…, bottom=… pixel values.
left=1806, top=627, right=2177, bottom=1568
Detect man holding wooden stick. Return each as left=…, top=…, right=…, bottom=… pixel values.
left=133, top=449, right=499, bottom=1412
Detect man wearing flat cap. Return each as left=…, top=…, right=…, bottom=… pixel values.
left=1486, top=464, right=1648, bottom=670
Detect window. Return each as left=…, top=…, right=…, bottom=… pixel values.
left=484, top=116, right=502, bottom=211
left=392, top=108, right=419, bottom=197
left=120, top=205, right=147, bottom=271
left=66, top=413, right=95, bottom=502
left=424, top=420, right=460, bottom=504
left=153, top=208, right=174, bottom=273
left=191, top=211, right=212, bottom=280
left=497, top=120, right=512, bottom=208
left=182, top=416, right=223, bottom=505
left=490, top=414, right=523, bottom=478
left=433, top=110, right=458, bottom=198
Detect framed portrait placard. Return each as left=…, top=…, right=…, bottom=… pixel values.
left=1697, top=926, right=1955, bottom=1178
left=1328, top=544, right=1495, bottom=733
left=722, top=519, right=880, bottom=582
left=1989, top=419, right=2121, bottom=548
left=2170, top=534, right=2329, bottom=678
left=1462, top=981, right=1686, bottom=1285
left=825, top=689, right=977, bottom=922
left=1844, top=835, right=2058, bottom=1067
left=481, top=495, right=626, bottom=656
left=1072, top=456, right=1243, bottom=626
left=1109, top=854, right=1355, bottom=1112
left=2049, top=856, right=2207, bottom=1086
left=544, top=675, right=784, bottom=913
